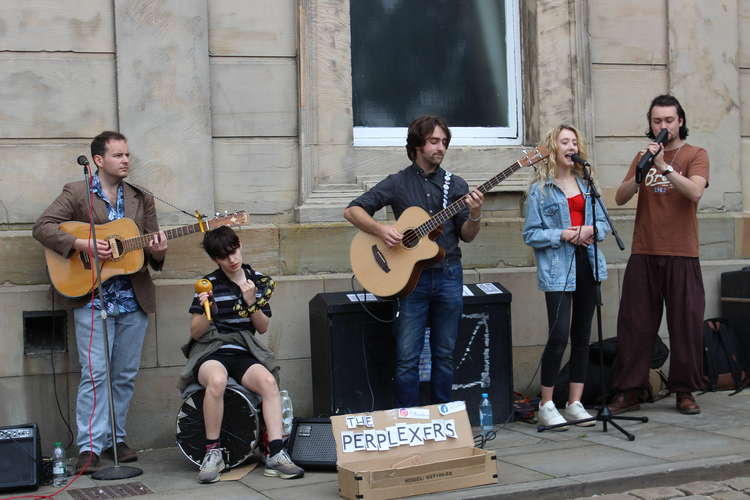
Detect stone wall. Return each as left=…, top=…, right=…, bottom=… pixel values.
left=0, top=0, right=749, bottom=453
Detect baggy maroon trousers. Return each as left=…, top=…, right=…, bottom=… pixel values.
left=612, top=254, right=705, bottom=393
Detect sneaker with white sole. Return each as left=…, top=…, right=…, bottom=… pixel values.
left=264, top=449, right=304, bottom=479
left=563, top=401, right=596, bottom=426
left=197, top=448, right=225, bottom=483
left=537, top=400, right=568, bottom=430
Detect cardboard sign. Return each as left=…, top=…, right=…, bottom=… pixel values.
left=331, top=403, right=497, bottom=500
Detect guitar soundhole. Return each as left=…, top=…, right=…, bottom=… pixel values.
left=402, top=229, right=419, bottom=249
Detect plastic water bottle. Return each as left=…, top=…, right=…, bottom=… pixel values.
left=280, top=389, right=294, bottom=439
left=479, top=393, right=494, bottom=431
left=52, top=442, right=66, bottom=487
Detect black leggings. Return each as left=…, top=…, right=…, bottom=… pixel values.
left=540, top=246, right=597, bottom=387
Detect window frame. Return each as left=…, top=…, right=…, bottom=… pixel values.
left=352, top=0, right=523, bottom=147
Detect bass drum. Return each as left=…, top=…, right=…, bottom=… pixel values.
left=176, top=383, right=262, bottom=468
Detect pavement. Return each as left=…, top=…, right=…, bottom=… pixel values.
left=13, top=389, right=750, bottom=500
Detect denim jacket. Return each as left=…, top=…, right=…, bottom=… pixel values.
left=523, top=177, right=610, bottom=291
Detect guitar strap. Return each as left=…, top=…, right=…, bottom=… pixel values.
left=442, top=171, right=452, bottom=209
left=124, top=181, right=196, bottom=218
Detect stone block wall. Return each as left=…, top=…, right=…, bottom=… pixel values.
left=1, top=0, right=749, bottom=453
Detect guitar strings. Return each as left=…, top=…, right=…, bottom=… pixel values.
left=399, top=160, right=528, bottom=247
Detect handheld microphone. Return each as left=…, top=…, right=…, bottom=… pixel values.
left=569, top=153, right=590, bottom=167
left=194, top=279, right=213, bottom=321
left=635, top=128, right=669, bottom=184
left=77, top=155, right=90, bottom=166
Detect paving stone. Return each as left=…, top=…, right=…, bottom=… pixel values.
left=723, top=478, right=750, bottom=492
left=628, top=485, right=686, bottom=499
left=712, top=491, right=750, bottom=500
left=678, top=481, right=731, bottom=495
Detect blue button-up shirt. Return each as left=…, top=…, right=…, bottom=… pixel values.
left=87, top=173, right=140, bottom=315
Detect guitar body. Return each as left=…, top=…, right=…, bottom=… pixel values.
left=350, top=206, right=445, bottom=298
left=44, top=218, right=144, bottom=298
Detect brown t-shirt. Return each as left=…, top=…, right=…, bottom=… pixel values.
left=623, top=143, right=709, bottom=257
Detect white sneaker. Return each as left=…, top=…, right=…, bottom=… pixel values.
left=564, top=401, right=596, bottom=427
left=197, top=448, right=225, bottom=483
left=264, top=449, right=304, bottom=479
left=537, top=400, right=568, bottom=431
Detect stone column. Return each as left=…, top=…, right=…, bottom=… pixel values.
left=114, top=0, right=214, bottom=224
left=535, top=0, right=576, bottom=132
left=668, top=0, right=741, bottom=212
left=571, top=0, right=595, bottom=161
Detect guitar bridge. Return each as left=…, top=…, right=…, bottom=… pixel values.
left=107, top=236, right=123, bottom=260
left=371, top=245, right=390, bottom=273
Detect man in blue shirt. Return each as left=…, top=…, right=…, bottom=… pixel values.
left=344, top=115, right=484, bottom=407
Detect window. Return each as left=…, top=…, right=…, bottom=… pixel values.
left=351, top=0, right=522, bottom=146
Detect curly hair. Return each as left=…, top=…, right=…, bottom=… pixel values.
left=528, top=124, right=590, bottom=188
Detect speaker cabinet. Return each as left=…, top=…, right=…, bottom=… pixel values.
left=0, top=423, right=41, bottom=492
left=309, top=282, right=513, bottom=425
left=309, top=293, right=396, bottom=416
left=721, top=268, right=750, bottom=369
left=286, top=417, right=337, bottom=470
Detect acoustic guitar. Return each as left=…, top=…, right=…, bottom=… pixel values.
left=350, top=147, right=549, bottom=298
left=44, top=211, right=248, bottom=298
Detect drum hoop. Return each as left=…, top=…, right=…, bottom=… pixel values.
left=176, top=384, right=261, bottom=468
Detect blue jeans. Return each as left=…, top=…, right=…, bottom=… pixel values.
left=74, top=307, right=148, bottom=454
left=395, top=263, right=463, bottom=407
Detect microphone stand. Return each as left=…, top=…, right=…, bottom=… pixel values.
left=538, top=165, right=647, bottom=440
left=78, top=159, right=142, bottom=480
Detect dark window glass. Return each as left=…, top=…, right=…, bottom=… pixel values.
left=351, top=0, right=509, bottom=128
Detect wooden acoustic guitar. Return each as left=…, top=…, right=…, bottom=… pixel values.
left=350, top=147, right=549, bottom=298
left=44, top=211, right=248, bottom=298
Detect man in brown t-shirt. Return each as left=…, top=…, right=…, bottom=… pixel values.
left=609, top=95, right=709, bottom=415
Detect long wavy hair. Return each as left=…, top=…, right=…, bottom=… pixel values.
left=528, top=124, right=590, bottom=189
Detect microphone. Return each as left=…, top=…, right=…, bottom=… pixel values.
left=77, top=155, right=90, bottom=166
left=635, top=128, right=669, bottom=184
left=194, top=279, right=214, bottom=321
left=569, top=153, right=590, bottom=167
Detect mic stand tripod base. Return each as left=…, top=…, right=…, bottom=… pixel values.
left=537, top=406, right=649, bottom=441
left=92, top=464, right=143, bottom=481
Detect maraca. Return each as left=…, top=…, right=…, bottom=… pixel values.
left=194, top=278, right=213, bottom=321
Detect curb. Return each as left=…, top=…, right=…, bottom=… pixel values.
left=453, top=455, right=750, bottom=500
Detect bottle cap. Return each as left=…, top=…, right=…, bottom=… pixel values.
left=481, top=393, right=488, bottom=398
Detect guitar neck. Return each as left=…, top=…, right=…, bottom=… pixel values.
left=122, top=223, right=204, bottom=252
left=416, top=161, right=523, bottom=237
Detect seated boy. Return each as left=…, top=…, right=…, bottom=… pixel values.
left=181, top=226, right=303, bottom=483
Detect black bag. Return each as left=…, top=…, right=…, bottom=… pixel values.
left=553, top=336, right=669, bottom=407
left=588, top=336, right=669, bottom=369
left=552, top=362, right=612, bottom=408
left=702, top=318, right=748, bottom=394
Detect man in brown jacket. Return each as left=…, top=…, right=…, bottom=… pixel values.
left=33, top=131, right=168, bottom=473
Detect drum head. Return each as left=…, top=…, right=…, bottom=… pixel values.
left=176, top=385, right=261, bottom=468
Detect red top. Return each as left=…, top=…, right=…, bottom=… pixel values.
left=567, top=193, right=585, bottom=227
